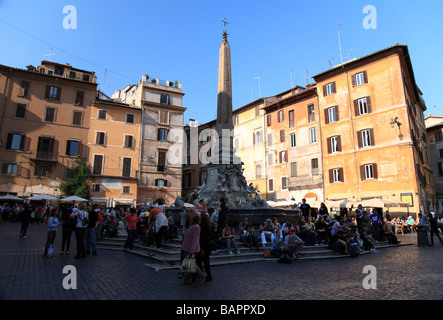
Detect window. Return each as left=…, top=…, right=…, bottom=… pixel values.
left=54, top=66, right=64, bottom=76
left=277, top=110, right=284, bottom=122
left=361, top=163, right=378, bottom=180
left=47, top=70, right=54, bottom=76
left=308, top=104, right=315, bottom=122
left=66, top=140, right=79, bottom=156
left=158, top=150, right=166, bottom=172
left=72, top=111, right=84, bottom=125
left=14, top=103, right=27, bottom=119
left=65, top=168, right=75, bottom=179
left=155, top=179, right=167, bottom=187
left=37, top=137, right=55, bottom=159
left=18, top=80, right=30, bottom=97
left=288, top=110, right=295, bottom=128
left=438, top=162, right=443, bottom=177
left=161, top=94, right=169, bottom=105
left=160, top=110, right=168, bottom=124
left=439, top=149, right=443, bottom=158
left=75, top=91, right=84, bottom=105
left=325, top=106, right=339, bottom=124
left=253, top=130, right=262, bottom=144
left=279, top=150, right=288, bottom=163
left=310, top=127, right=317, bottom=144
left=354, top=96, right=372, bottom=116
left=267, top=133, right=273, bottom=146
left=6, top=133, right=24, bottom=150
left=83, top=74, right=90, bottom=82
left=268, top=179, right=274, bottom=192
left=44, top=107, right=56, bottom=122
left=328, top=135, right=341, bottom=153
left=435, top=131, right=443, bottom=142
left=324, top=82, right=336, bottom=96
left=331, top=168, right=342, bottom=183
left=69, top=71, right=76, bottom=79
left=267, top=153, right=273, bottom=166
left=122, top=186, right=131, bottom=194
left=93, top=155, right=104, bottom=175
left=45, top=85, right=61, bottom=101
left=312, top=158, right=319, bottom=174
left=358, top=129, right=375, bottom=148
left=124, top=135, right=134, bottom=148
left=352, top=71, right=368, bottom=87
left=2, top=163, right=18, bottom=175
left=281, top=176, right=288, bottom=190
left=34, top=166, right=51, bottom=177
left=158, top=128, right=168, bottom=141
left=290, top=133, right=296, bottom=148
left=126, top=113, right=135, bottom=124
left=92, top=184, right=101, bottom=192
left=266, top=114, right=272, bottom=127
left=98, top=109, right=107, bottom=120
left=280, top=129, right=285, bottom=142
left=255, top=165, right=262, bottom=179
left=96, top=132, right=106, bottom=145
left=291, top=162, right=297, bottom=177
left=233, top=115, right=239, bottom=125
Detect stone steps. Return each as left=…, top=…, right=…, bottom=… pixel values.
left=96, top=231, right=412, bottom=271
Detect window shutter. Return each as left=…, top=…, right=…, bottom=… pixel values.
left=280, top=129, right=285, bottom=142
left=45, top=85, right=50, bottom=99
left=369, top=128, right=375, bottom=146
left=360, top=165, right=366, bottom=181
left=351, top=74, right=357, bottom=87
left=366, top=96, right=373, bottom=113
left=339, top=168, right=344, bottom=182
left=327, top=137, right=332, bottom=154
left=329, top=169, right=333, bottom=183
left=252, top=132, right=256, bottom=145
left=373, top=163, right=378, bottom=179
left=324, top=109, right=329, bottom=124
left=323, top=85, right=327, bottom=97
left=357, top=130, right=363, bottom=148
left=285, top=151, right=288, bottom=162
left=354, top=99, right=359, bottom=117
left=279, top=152, right=282, bottom=163
left=337, top=135, right=342, bottom=152
left=267, top=115, right=271, bottom=126
left=55, top=87, right=61, bottom=101
left=24, top=136, right=31, bottom=152
left=335, top=106, right=340, bottom=121
left=363, top=71, right=368, bottom=84
left=19, top=134, right=25, bottom=150
left=332, top=82, right=336, bottom=94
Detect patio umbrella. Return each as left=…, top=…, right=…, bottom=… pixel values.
left=27, top=194, right=57, bottom=200
left=359, top=198, right=409, bottom=208
left=183, top=202, right=195, bottom=208
left=60, top=196, right=88, bottom=202
left=0, top=194, right=24, bottom=201
left=329, top=199, right=356, bottom=209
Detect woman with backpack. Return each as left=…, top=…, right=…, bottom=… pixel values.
left=70, top=205, right=88, bottom=259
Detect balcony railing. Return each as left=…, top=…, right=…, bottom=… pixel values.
left=29, top=150, right=58, bottom=162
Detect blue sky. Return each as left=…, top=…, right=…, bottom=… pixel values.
left=0, top=0, right=442, bottom=125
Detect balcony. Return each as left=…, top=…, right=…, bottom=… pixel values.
left=29, top=150, right=59, bottom=162
left=289, top=173, right=323, bottom=190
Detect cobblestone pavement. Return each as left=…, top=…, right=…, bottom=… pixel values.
left=1, top=221, right=442, bottom=303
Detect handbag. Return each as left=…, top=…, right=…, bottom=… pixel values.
left=263, top=248, right=272, bottom=258
left=180, top=253, right=198, bottom=273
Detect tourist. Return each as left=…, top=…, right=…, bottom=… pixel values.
left=166, top=217, right=179, bottom=240
left=354, top=204, right=364, bottom=231
left=298, top=217, right=317, bottom=246
left=196, top=213, right=212, bottom=281
left=154, top=210, right=169, bottom=248
left=19, top=204, right=32, bottom=239
left=85, top=203, right=99, bottom=256
left=346, top=229, right=362, bottom=257
left=238, top=216, right=251, bottom=246
left=209, top=221, right=224, bottom=253
left=284, top=227, right=304, bottom=258
left=243, top=224, right=261, bottom=249
left=180, top=206, right=188, bottom=233
left=71, top=205, right=88, bottom=259
left=271, top=216, right=281, bottom=233
left=216, top=197, right=229, bottom=229
left=196, top=199, right=208, bottom=215
left=428, top=213, right=443, bottom=246
left=180, top=212, right=207, bottom=285
left=136, top=216, right=148, bottom=241
left=383, top=218, right=398, bottom=244
left=318, top=203, right=329, bottom=219
left=123, top=207, right=138, bottom=250
left=43, top=208, right=60, bottom=257
left=60, top=205, right=75, bottom=255
left=299, top=198, right=311, bottom=220
left=270, top=229, right=284, bottom=258
left=222, top=223, right=240, bottom=254
left=328, top=229, right=347, bottom=255
left=259, top=218, right=274, bottom=245
left=314, top=215, right=329, bottom=244
left=95, top=210, right=105, bottom=241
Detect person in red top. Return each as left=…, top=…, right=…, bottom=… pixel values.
left=148, top=207, right=162, bottom=225
left=123, top=208, right=138, bottom=250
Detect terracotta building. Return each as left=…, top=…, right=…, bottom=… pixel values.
left=0, top=61, right=97, bottom=197
left=313, top=44, right=434, bottom=216
left=87, top=96, right=142, bottom=208
left=112, top=75, right=186, bottom=205
left=425, top=115, right=443, bottom=210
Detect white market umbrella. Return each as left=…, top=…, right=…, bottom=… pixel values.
left=60, top=196, right=88, bottom=202
left=183, top=202, right=195, bottom=208
left=27, top=194, right=57, bottom=200
left=0, top=194, right=24, bottom=201
left=329, top=199, right=357, bottom=209
left=359, top=198, right=410, bottom=208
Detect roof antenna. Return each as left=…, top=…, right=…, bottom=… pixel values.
left=338, top=24, right=343, bottom=64
left=435, top=106, right=439, bottom=116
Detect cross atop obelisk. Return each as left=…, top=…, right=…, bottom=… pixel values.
left=221, top=18, right=229, bottom=38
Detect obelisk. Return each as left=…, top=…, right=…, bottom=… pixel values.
left=213, top=19, right=240, bottom=165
